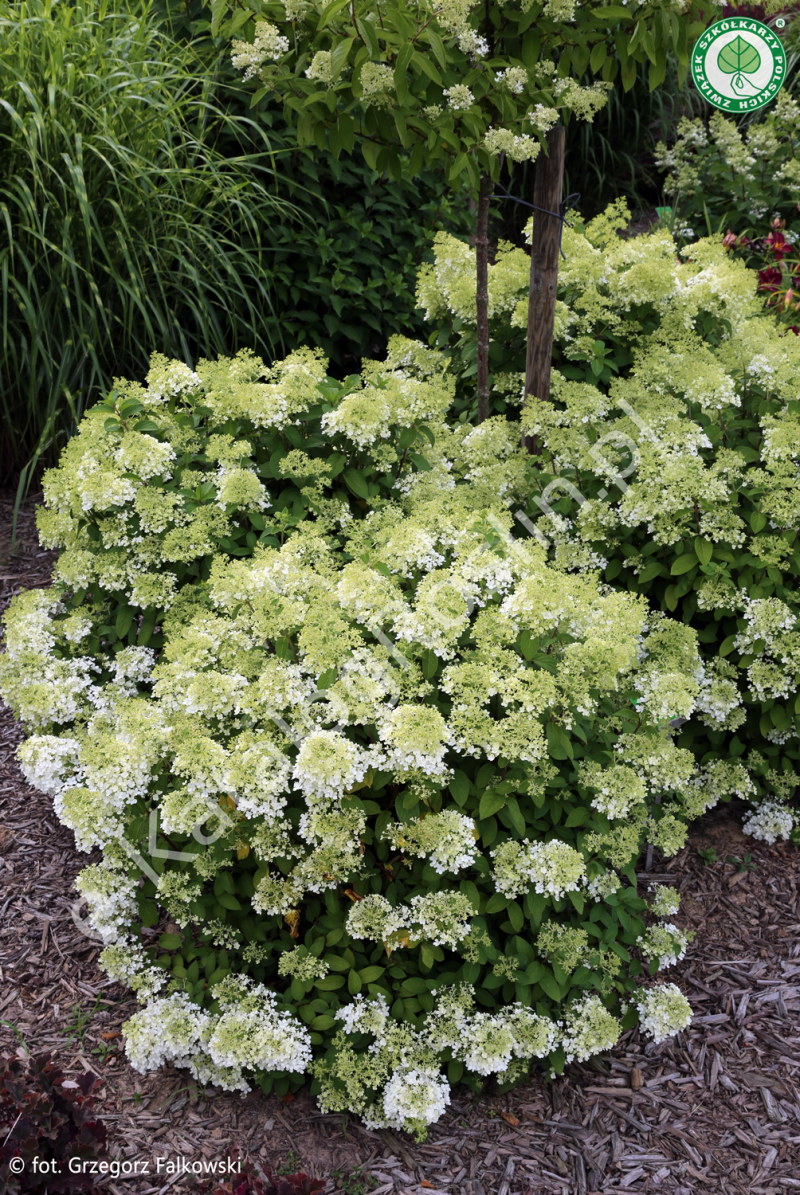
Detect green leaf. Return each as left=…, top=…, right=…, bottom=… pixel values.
left=400, top=976, right=429, bottom=995
left=311, top=1014, right=336, bottom=1030
left=347, top=969, right=362, bottom=995
left=427, top=29, right=448, bottom=73
left=394, top=43, right=414, bottom=103
left=115, top=606, right=134, bottom=639
left=216, top=893, right=242, bottom=911
left=486, top=894, right=508, bottom=915
left=448, top=153, right=469, bottom=183
left=504, top=796, right=527, bottom=837
left=638, top=561, right=665, bottom=584
left=694, top=536, right=713, bottom=566
left=318, top=0, right=350, bottom=30
left=565, top=807, right=589, bottom=827
left=750, top=511, right=767, bottom=533
left=670, top=554, right=697, bottom=575
left=507, top=901, right=524, bottom=932
left=718, top=34, right=761, bottom=79
left=158, top=933, right=182, bottom=951
left=480, top=789, right=507, bottom=819
left=449, top=769, right=470, bottom=806
left=719, top=634, right=738, bottom=657
left=547, top=723, right=573, bottom=760
left=342, top=468, right=370, bottom=499
left=315, top=975, right=346, bottom=990
left=359, top=965, right=385, bottom=983
left=412, top=51, right=442, bottom=86
left=590, top=40, right=608, bottom=72
left=421, top=648, right=439, bottom=679
left=355, top=17, right=380, bottom=60
left=330, top=37, right=355, bottom=79
left=460, top=880, right=481, bottom=912
left=139, top=899, right=159, bottom=928
left=420, top=942, right=435, bottom=970
left=539, top=969, right=562, bottom=1002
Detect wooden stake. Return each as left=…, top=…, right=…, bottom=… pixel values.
left=522, top=125, right=565, bottom=453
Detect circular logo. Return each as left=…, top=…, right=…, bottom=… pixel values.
left=691, top=18, right=786, bottom=113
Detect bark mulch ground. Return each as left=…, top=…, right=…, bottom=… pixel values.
left=1, top=496, right=799, bottom=1195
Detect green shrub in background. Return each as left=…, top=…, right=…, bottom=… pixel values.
left=419, top=203, right=800, bottom=842
left=245, top=130, right=470, bottom=370
left=654, top=90, right=800, bottom=328
left=3, top=338, right=735, bottom=1136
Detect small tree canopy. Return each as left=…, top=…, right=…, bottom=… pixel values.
left=218, top=0, right=713, bottom=187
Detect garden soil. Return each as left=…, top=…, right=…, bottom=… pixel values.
left=1, top=494, right=799, bottom=1195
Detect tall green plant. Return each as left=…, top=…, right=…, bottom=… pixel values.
left=0, top=0, right=296, bottom=496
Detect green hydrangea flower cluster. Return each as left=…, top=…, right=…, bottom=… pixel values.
left=421, top=202, right=800, bottom=846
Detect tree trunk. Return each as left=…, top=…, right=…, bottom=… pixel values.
left=522, top=125, right=565, bottom=453
left=476, top=173, right=493, bottom=424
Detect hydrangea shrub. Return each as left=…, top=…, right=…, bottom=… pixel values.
left=419, top=202, right=800, bottom=841
left=1, top=345, right=715, bottom=1134
left=655, top=91, right=800, bottom=328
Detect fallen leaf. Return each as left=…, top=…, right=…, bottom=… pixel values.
left=631, top=1066, right=643, bottom=1091
left=100, top=1031, right=120, bottom=1041
left=280, top=1092, right=295, bottom=1104
left=500, top=1111, right=520, bottom=1127
left=421, top=1183, right=435, bottom=1189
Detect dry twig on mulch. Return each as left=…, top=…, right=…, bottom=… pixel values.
left=1, top=497, right=799, bottom=1195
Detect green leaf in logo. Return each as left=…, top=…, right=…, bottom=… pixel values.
left=718, top=35, right=761, bottom=91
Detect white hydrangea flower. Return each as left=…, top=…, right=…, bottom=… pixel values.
left=491, top=838, right=585, bottom=900
left=444, top=84, right=474, bottom=112
left=742, top=801, right=794, bottom=845
left=346, top=894, right=407, bottom=943
left=382, top=809, right=478, bottom=874
left=461, top=1012, right=516, bottom=1075
left=648, top=885, right=680, bottom=917
left=360, top=61, right=394, bottom=106
left=292, top=730, right=372, bottom=800
left=336, top=994, right=390, bottom=1036
left=561, top=995, right=621, bottom=1063
left=495, top=67, right=528, bottom=94
left=637, top=923, right=689, bottom=970
left=101, top=940, right=168, bottom=1003
left=17, top=734, right=82, bottom=796
left=379, top=704, right=451, bottom=777
left=635, top=983, right=693, bottom=1044
left=483, top=128, right=541, bottom=163
left=407, top=891, right=473, bottom=948
left=75, top=863, right=137, bottom=944
left=586, top=870, right=621, bottom=901
left=381, top=1066, right=451, bottom=1134
left=124, top=993, right=210, bottom=1075
left=306, top=51, right=334, bottom=84
left=457, top=29, right=490, bottom=57
left=231, top=22, right=290, bottom=81
left=206, top=980, right=312, bottom=1074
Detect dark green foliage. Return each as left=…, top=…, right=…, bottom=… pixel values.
left=249, top=130, right=469, bottom=372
